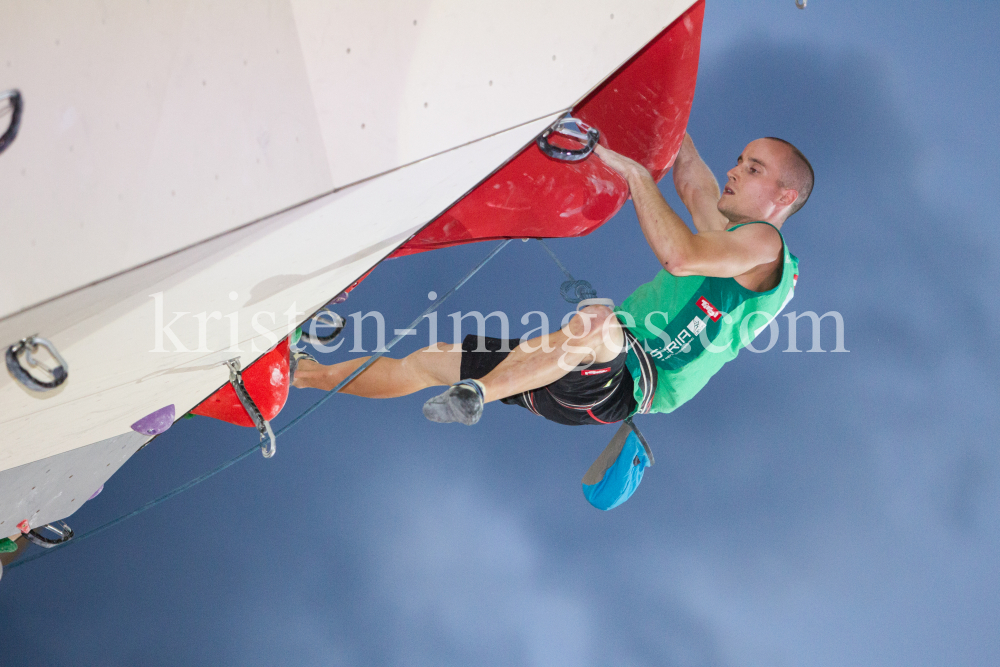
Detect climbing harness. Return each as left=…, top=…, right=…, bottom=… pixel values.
left=0, top=89, right=22, bottom=156
left=5, top=335, right=69, bottom=392
left=536, top=241, right=658, bottom=496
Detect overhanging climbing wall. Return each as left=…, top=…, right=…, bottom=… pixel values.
left=392, top=1, right=704, bottom=256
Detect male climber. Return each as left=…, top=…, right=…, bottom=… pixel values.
left=291, top=134, right=812, bottom=427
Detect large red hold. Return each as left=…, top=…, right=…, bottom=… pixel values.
left=391, top=0, right=704, bottom=257
left=192, top=339, right=290, bottom=427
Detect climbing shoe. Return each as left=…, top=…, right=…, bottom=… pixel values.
left=422, top=379, right=485, bottom=425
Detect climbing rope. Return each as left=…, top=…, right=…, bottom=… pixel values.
left=7, top=237, right=602, bottom=573
left=7, top=240, right=512, bottom=572
left=536, top=239, right=597, bottom=304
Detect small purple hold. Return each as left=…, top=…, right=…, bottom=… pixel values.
left=88, top=484, right=104, bottom=500
left=130, top=404, right=176, bottom=436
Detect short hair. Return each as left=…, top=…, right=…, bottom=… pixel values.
left=764, top=137, right=814, bottom=216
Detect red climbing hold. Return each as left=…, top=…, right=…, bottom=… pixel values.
left=390, top=1, right=704, bottom=258
left=191, top=339, right=290, bottom=427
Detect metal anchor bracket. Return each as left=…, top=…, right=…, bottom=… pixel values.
left=23, top=521, right=75, bottom=549
left=6, top=335, right=69, bottom=392
left=536, top=114, right=600, bottom=162
left=0, top=89, right=23, bottom=156
left=225, top=359, right=276, bottom=458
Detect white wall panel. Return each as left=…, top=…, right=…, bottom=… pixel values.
left=0, top=1, right=694, bottom=318
left=0, top=113, right=560, bottom=472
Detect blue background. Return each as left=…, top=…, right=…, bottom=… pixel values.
left=3, top=1, right=999, bottom=665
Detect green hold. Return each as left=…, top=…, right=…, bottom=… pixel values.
left=0, top=537, right=17, bottom=553
left=291, top=326, right=302, bottom=346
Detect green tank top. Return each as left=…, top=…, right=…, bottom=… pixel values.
left=619, top=222, right=799, bottom=414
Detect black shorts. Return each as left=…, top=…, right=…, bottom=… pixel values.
left=459, top=334, right=638, bottom=426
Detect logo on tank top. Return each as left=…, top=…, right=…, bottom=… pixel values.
left=581, top=367, right=611, bottom=376
left=697, top=297, right=722, bottom=322
left=644, top=316, right=710, bottom=362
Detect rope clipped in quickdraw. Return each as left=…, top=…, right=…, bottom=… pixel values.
left=536, top=239, right=597, bottom=304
